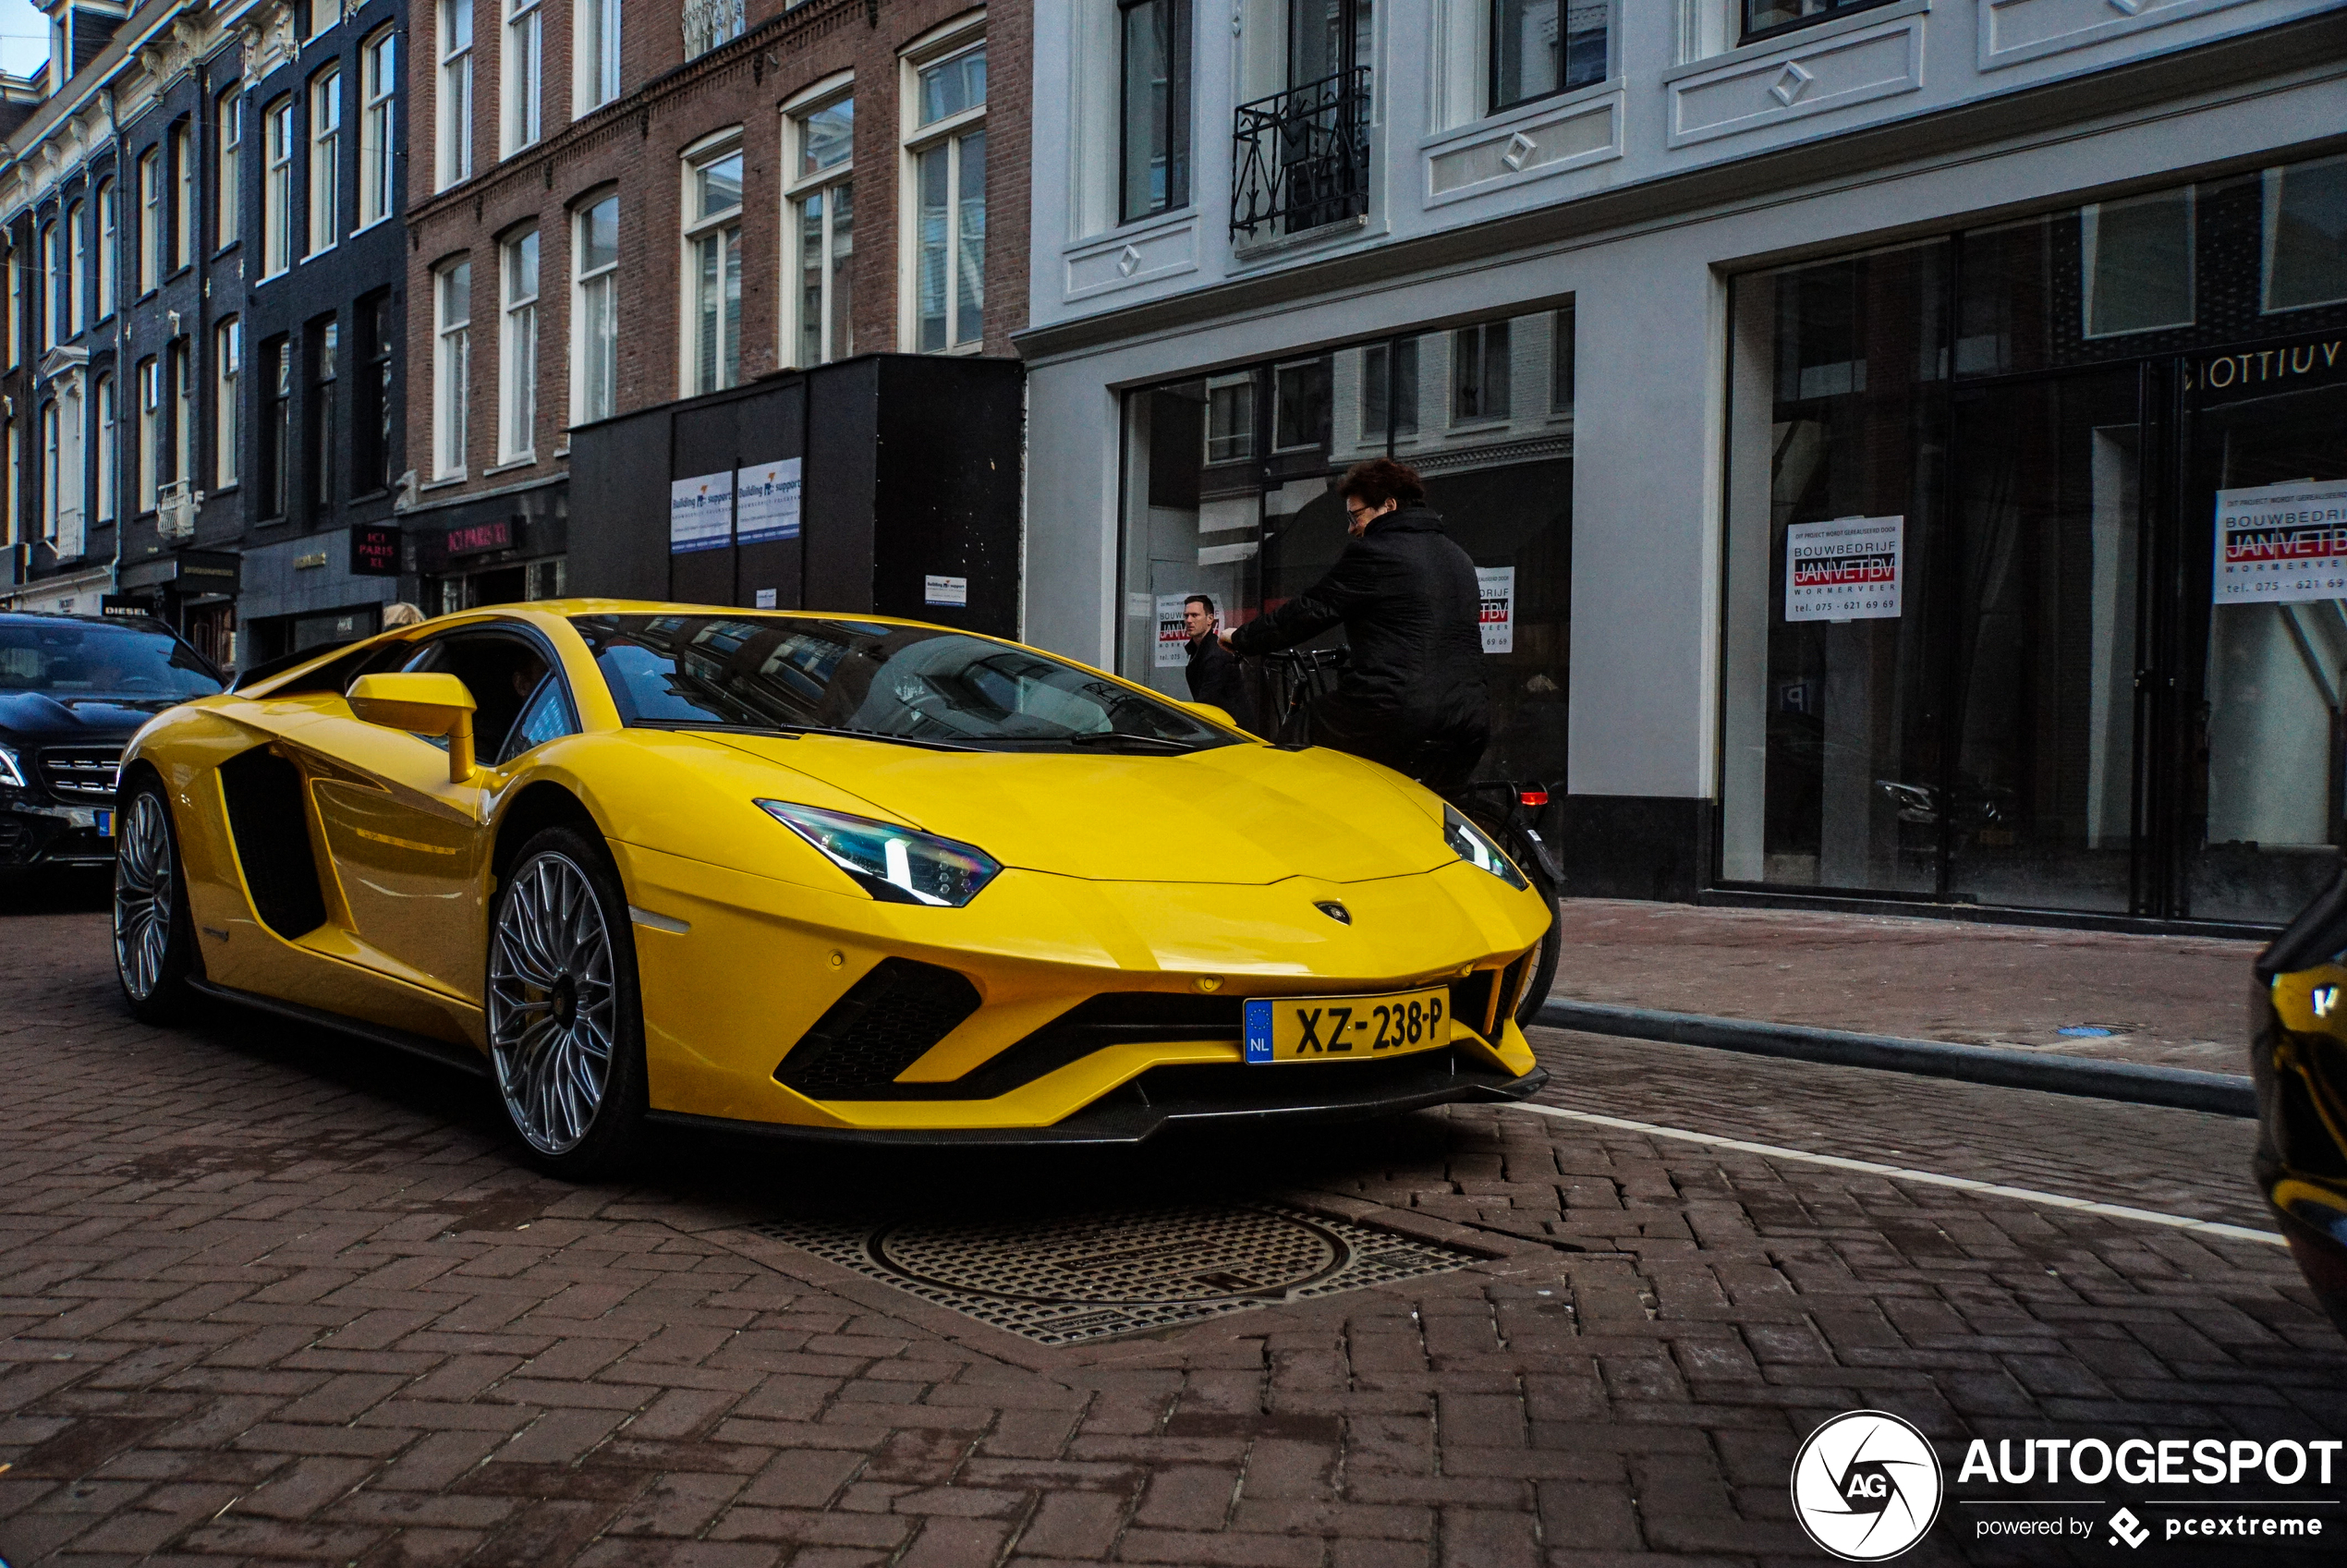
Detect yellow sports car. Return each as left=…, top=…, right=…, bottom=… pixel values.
left=113, top=602, right=1552, bottom=1175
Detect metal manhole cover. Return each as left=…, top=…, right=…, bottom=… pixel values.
left=748, top=1202, right=1478, bottom=1346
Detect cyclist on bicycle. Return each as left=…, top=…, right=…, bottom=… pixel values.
left=1222, top=457, right=1489, bottom=792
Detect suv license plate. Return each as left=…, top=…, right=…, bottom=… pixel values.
left=1244, top=988, right=1450, bottom=1064
left=95, top=808, right=114, bottom=837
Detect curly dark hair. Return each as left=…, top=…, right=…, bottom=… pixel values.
left=1337, top=457, right=1426, bottom=509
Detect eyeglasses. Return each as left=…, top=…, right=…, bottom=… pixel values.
left=1344, top=502, right=1374, bottom=519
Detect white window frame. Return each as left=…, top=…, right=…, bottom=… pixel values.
left=40, top=399, right=57, bottom=540
left=138, top=148, right=161, bottom=294
left=39, top=221, right=57, bottom=350
left=136, top=356, right=160, bottom=513
left=437, top=0, right=475, bottom=191
left=93, top=372, right=114, bottom=523
left=783, top=75, right=855, bottom=370
left=575, top=0, right=619, bottom=115
left=172, top=338, right=193, bottom=491
left=897, top=23, right=988, bottom=356
left=66, top=202, right=84, bottom=336
left=171, top=120, right=195, bottom=271
left=359, top=30, right=395, bottom=229
left=433, top=258, right=471, bottom=479
left=503, top=0, right=542, bottom=157
left=215, top=319, right=240, bottom=488
left=215, top=87, right=241, bottom=249
left=95, top=180, right=116, bottom=318
left=498, top=227, right=538, bottom=463
left=570, top=192, right=618, bottom=427
left=310, top=68, right=341, bottom=257
left=679, top=130, right=745, bottom=396
left=262, top=97, right=294, bottom=278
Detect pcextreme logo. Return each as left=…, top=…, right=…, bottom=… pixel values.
left=1791, top=1410, right=1946, bottom=1562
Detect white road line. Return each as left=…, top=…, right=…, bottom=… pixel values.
left=1507, top=1101, right=2285, bottom=1247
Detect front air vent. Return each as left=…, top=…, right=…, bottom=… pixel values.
left=776, top=958, right=984, bottom=1099
left=1449, top=969, right=1498, bottom=1039
left=218, top=748, right=328, bottom=940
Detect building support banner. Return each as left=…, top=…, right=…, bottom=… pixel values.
left=1785, top=516, right=1903, bottom=622
left=2213, top=479, right=2347, bottom=604
left=670, top=472, right=735, bottom=554
left=735, top=459, right=803, bottom=544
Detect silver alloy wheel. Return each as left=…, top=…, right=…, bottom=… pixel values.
left=114, top=790, right=175, bottom=1002
left=487, top=850, right=618, bottom=1156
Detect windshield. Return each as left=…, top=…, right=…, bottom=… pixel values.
left=0, top=619, right=224, bottom=702
left=571, top=614, right=1239, bottom=753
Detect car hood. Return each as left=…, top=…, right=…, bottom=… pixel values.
left=0, top=691, right=170, bottom=743
left=699, top=732, right=1455, bottom=885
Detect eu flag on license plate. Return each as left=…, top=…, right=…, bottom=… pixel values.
left=1244, top=1000, right=1273, bottom=1064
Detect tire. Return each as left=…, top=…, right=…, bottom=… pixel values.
left=485, top=825, right=649, bottom=1180
left=1514, top=856, right=1563, bottom=1028
left=114, top=773, right=202, bottom=1023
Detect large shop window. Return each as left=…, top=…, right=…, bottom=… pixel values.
left=1721, top=153, right=2347, bottom=926
left=1119, top=304, right=1575, bottom=784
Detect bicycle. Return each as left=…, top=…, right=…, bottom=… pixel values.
left=1256, top=648, right=1563, bottom=1028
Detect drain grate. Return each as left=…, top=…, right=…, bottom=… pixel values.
left=747, top=1202, right=1478, bottom=1346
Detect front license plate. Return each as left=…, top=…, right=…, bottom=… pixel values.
left=94, top=809, right=113, bottom=837
left=1244, top=988, right=1449, bottom=1064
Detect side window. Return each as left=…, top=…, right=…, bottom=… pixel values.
left=503, top=673, right=578, bottom=762
left=398, top=629, right=554, bottom=762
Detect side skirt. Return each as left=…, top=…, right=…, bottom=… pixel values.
left=185, top=978, right=493, bottom=1080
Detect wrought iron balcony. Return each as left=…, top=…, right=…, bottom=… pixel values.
left=1231, top=68, right=1371, bottom=246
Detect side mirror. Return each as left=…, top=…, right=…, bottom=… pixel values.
left=348, top=672, right=479, bottom=783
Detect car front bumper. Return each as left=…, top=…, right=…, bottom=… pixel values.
left=2252, top=978, right=2347, bottom=1335
left=0, top=795, right=116, bottom=866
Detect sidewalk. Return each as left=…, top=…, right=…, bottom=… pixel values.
left=1541, top=898, right=2269, bottom=1076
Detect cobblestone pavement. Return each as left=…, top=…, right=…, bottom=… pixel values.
left=1545, top=901, right=2267, bottom=1074
left=3, top=887, right=2343, bottom=1567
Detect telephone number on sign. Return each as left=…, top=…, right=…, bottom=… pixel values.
left=2221, top=577, right=2347, bottom=598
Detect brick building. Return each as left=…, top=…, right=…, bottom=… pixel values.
left=398, top=0, right=1030, bottom=607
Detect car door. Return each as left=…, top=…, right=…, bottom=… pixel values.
left=307, top=625, right=555, bottom=998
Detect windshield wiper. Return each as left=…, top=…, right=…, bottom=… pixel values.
left=1066, top=732, right=1199, bottom=752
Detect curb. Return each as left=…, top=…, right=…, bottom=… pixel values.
left=1531, top=999, right=2257, bottom=1119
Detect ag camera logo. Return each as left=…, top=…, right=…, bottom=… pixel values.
left=1792, top=1410, right=1945, bottom=1561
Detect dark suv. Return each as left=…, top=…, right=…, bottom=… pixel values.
left=0, top=612, right=224, bottom=869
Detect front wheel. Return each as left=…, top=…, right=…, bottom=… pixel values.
left=115, top=774, right=201, bottom=1023
left=1514, top=855, right=1563, bottom=1027
left=485, top=826, right=649, bottom=1180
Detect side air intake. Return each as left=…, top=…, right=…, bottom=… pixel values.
left=775, top=958, right=984, bottom=1099
left=218, top=748, right=329, bottom=940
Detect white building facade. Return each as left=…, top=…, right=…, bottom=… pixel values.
left=1017, top=0, right=2347, bottom=930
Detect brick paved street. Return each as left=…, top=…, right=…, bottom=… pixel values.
left=3, top=881, right=2343, bottom=1566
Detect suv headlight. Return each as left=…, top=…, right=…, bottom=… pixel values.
left=0, top=744, right=22, bottom=789
left=1443, top=804, right=1527, bottom=890
left=758, top=800, right=1002, bottom=907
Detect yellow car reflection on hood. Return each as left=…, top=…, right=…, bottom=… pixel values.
left=110, top=602, right=1551, bottom=1176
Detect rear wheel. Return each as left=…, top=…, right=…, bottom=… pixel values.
left=114, top=775, right=201, bottom=1023
left=485, top=826, right=648, bottom=1179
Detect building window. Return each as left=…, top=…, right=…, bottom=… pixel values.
left=214, top=319, right=240, bottom=488
left=261, top=335, right=290, bottom=517
left=683, top=139, right=742, bottom=395
left=1550, top=301, right=1575, bottom=415
left=310, top=69, right=341, bottom=255
left=93, top=373, right=114, bottom=523
left=65, top=202, right=83, bottom=336
left=359, top=30, right=395, bottom=227
left=2263, top=153, right=2347, bottom=314
left=95, top=180, right=116, bottom=317
left=303, top=0, right=333, bottom=40
left=1361, top=338, right=1418, bottom=440
left=1452, top=320, right=1512, bottom=422
left=683, top=0, right=745, bottom=60
left=1492, top=0, right=1607, bottom=113
left=170, top=120, right=195, bottom=270
left=578, top=0, right=619, bottom=113
left=215, top=87, right=240, bottom=248
left=309, top=319, right=337, bottom=509
left=356, top=292, right=393, bottom=492
left=499, top=229, right=538, bottom=460
left=1204, top=373, right=1253, bottom=463
left=2082, top=188, right=2195, bottom=339
left=1119, top=0, right=1188, bottom=224
left=573, top=195, right=617, bottom=423
left=504, top=0, right=541, bottom=155
left=1743, top=0, right=1896, bottom=43
left=3, top=251, right=13, bottom=371
left=787, top=95, right=853, bottom=368
left=438, top=0, right=474, bottom=190
left=171, top=338, right=193, bottom=489
left=434, top=260, right=470, bottom=477
left=138, top=147, right=161, bottom=292
left=136, top=357, right=159, bottom=513
left=38, top=221, right=56, bottom=350
left=906, top=42, right=986, bottom=354
left=41, top=400, right=57, bottom=539
left=263, top=97, right=294, bottom=276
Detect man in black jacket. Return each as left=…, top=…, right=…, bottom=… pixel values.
left=1223, top=459, right=1489, bottom=790
left=1180, top=595, right=1259, bottom=734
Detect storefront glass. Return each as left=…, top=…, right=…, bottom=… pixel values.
left=1120, top=303, right=1574, bottom=784
left=1724, top=152, right=2347, bottom=925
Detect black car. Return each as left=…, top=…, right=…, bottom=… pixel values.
left=0, top=612, right=224, bottom=869
left=2253, top=867, right=2347, bottom=1337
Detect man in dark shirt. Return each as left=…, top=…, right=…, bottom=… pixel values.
left=1180, top=595, right=1259, bottom=735
left=1223, top=459, right=1488, bottom=791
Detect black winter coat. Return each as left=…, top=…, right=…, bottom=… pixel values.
left=1227, top=505, right=1489, bottom=779
left=1184, top=632, right=1259, bottom=734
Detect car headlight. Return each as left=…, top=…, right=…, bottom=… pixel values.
left=0, top=744, right=22, bottom=789
left=757, top=800, right=1002, bottom=907
left=1443, top=804, right=1527, bottom=890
